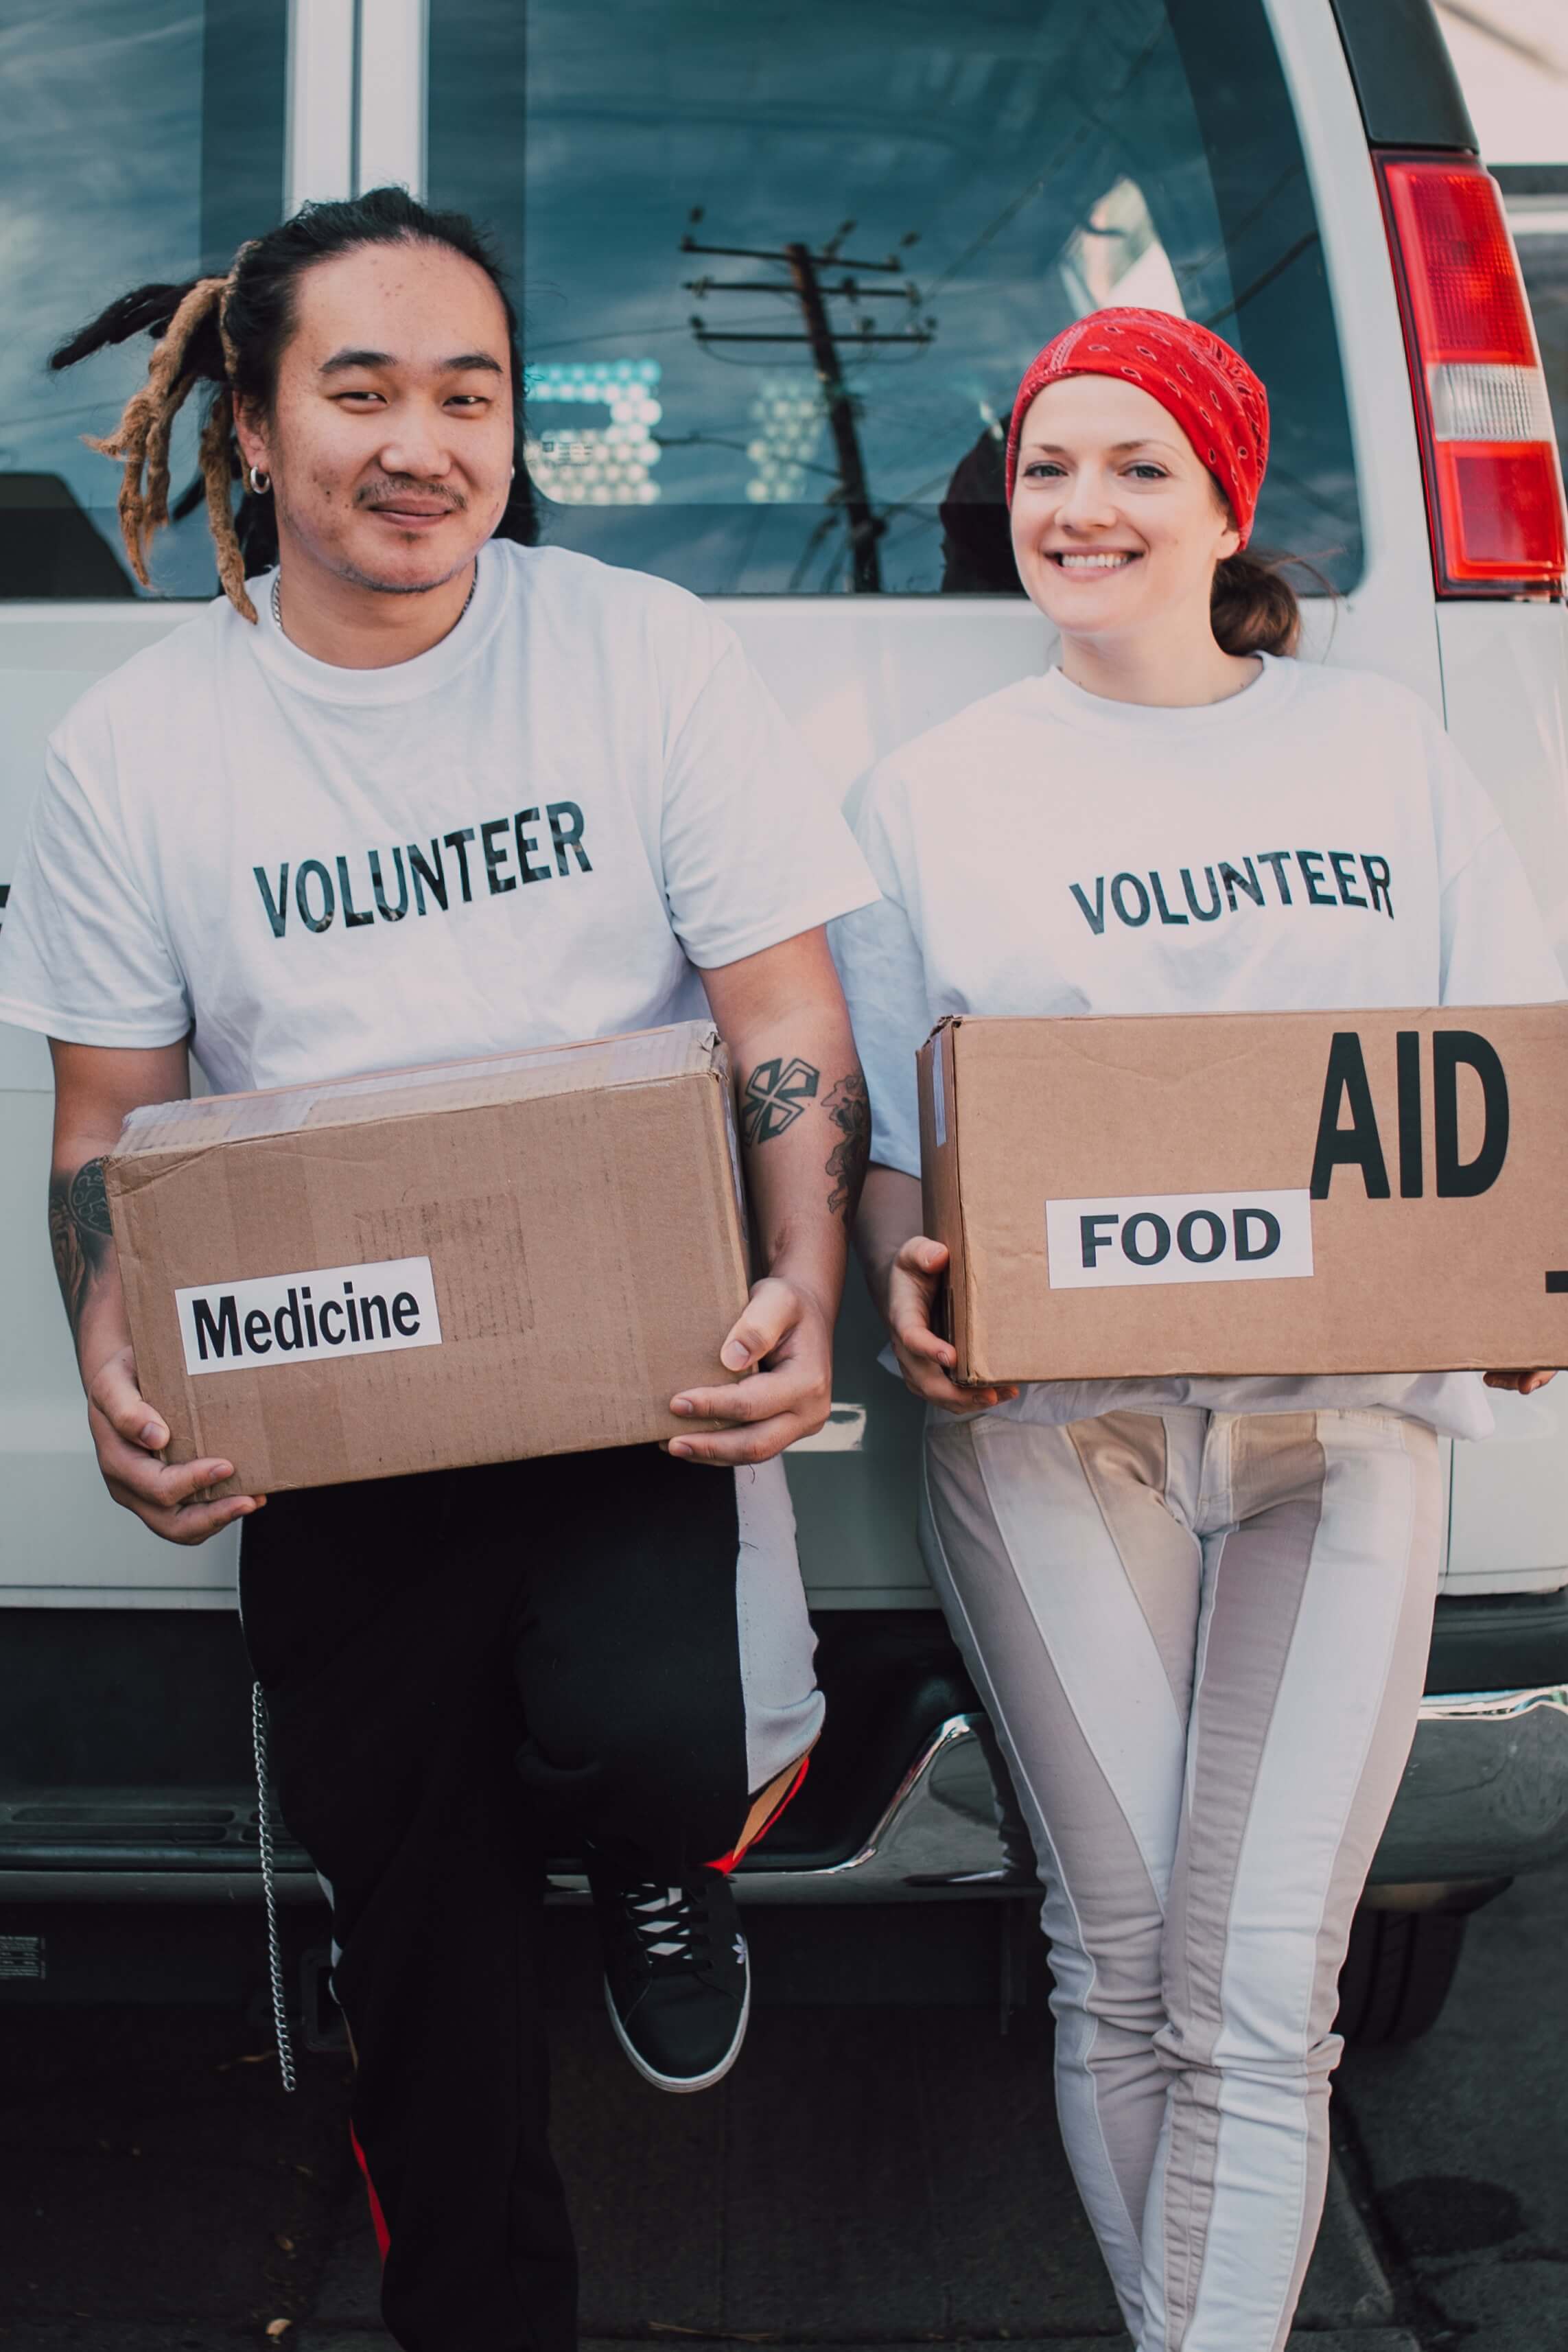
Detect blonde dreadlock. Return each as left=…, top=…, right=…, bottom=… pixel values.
left=83, top=268, right=258, bottom=622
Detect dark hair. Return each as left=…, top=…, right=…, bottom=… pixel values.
left=1205, top=483, right=1302, bottom=657
left=50, top=185, right=535, bottom=620
left=1211, top=548, right=1302, bottom=658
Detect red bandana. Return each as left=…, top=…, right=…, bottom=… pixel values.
left=1004, top=307, right=1269, bottom=546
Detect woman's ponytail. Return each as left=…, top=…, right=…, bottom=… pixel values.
left=1210, top=549, right=1302, bottom=659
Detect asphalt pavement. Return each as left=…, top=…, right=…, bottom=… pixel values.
left=1, top=1867, right=1563, bottom=2351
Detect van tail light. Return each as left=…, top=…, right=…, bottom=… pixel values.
left=1377, top=152, right=1566, bottom=596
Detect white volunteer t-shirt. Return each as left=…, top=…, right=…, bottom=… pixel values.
left=832, top=653, right=1565, bottom=1440
left=0, top=542, right=876, bottom=1091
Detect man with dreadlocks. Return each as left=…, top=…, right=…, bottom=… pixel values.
left=0, top=187, right=878, bottom=2351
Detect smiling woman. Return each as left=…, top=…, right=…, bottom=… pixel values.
left=830, top=304, right=1564, bottom=2352
left=1005, top=309, right=1300, bottom=695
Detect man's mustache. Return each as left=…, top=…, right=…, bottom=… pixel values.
left=355, top=479, right=467, bottom=511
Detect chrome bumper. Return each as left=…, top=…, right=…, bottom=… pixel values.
left=725, top=1680, right=1568, bottom=1904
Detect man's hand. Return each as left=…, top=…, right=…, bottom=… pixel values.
left=667, top=1276, right=833, bottom=1464
left=886, top=1236, right=1018, bottom=1414
left=690, top=927, right=865, bottom=1463
left=50, top=1038, right=261, bottom=1545
left=1483, top=1368, right=1558, bottom=1395
left=86, top=1342, right=264, bottom=1544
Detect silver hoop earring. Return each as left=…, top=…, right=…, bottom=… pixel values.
left=247, top=465, right=272, bottom=496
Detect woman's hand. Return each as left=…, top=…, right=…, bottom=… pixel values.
left=855, top=1164, right=1017, bottom=1414
left=667, top=1274, right=834, bottom=1465
left=886, top=1236, right=1018, bottom=1414
left=1483, top=1367, right=1558, bottom=1395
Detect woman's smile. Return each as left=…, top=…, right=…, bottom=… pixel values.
left=1046, top=548, right=1141, bottom=570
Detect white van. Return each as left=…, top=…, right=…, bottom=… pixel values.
left=2, top=0, right=1565, bottom=2041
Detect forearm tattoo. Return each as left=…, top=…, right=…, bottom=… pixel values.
left=47, top=1157, right=113, bottom=1343
left=736, top=1056, right=871, bottom=1227
left=740, top=1055, right=820, bottom=1144
left=823, top=1071, right=871, bottom=1224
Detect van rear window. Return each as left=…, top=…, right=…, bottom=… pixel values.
left=430, top=0, right=1362, bottom=595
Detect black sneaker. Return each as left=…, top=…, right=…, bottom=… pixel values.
left=588, top=1859, right=751, bottom=2093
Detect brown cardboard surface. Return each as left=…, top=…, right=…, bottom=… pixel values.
left=917, top=1006, right=1568, bottom=1385
left=106, top=1021, right=750, bottom=1495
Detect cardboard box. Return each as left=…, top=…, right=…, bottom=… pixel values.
left=917, top=1006, right=1568, bottom=1385
left=106, top=1021, right=749, bottom=1495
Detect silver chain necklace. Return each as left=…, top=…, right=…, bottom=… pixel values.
left=270, top=563, right=478, bottom=638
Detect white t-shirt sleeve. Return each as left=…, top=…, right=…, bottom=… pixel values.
left=1424, top=711, right=1567, bottom=1006
left=657, top=630, right=878, bottom=968
left=0, top=738, right=191, bottom=1047
left=1442, top=830, right=1566, bottom=1005
left=830, top=769, right=931, bottom=1178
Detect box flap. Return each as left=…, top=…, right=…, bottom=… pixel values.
left=112, top=1021, right=724, bottom=1156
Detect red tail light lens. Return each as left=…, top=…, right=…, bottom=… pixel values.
left=1378, top=154, right=1566, bottom=595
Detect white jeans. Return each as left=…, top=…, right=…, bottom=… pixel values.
left=921, top=1406, right=1442, bottom=2352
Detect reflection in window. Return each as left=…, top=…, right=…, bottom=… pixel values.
left=430, top=0, right=1361, bottom=595
left=1060, top=181, right=1185, bottom=321
left=524, top=362, right=664, bottom=506
left=746, top=377, right=830, bottom=507
left=0, top=0, right=286, bottom=599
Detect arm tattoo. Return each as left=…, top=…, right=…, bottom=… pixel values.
left=740, top=1055, right=821, bottom=1145
left=47, top=1157, right=113, bottom=1344
left=823, top=1072, right=871, bottom=1224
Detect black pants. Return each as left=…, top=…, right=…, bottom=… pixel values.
left=241, top=1446, right=791, bottom=2352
